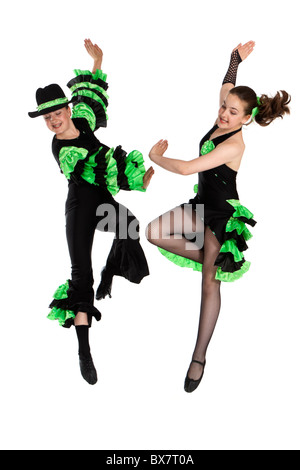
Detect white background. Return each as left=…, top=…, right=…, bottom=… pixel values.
left=1, top=0, right=299, bottom=450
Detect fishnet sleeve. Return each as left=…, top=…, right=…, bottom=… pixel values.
left=222, top=50, right=242, bottom=86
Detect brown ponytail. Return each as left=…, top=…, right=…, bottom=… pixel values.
left=229, top=86, right=291, bottom=127
left=255, top=91, right=291, bottom=127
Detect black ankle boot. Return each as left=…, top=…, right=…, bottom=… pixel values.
left=79, top=355, right=98, bottom=385
left=95, top=267, right=113, bottom=300
left=184, top=359, right=206, bottom=393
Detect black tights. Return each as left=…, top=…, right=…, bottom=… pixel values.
left=146, top=205, right=221, bottom=380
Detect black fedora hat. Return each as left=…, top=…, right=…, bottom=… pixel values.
left=28, top=84, right=72, bottom=118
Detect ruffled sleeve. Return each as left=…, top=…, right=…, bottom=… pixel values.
left=67, top=69, right=109, bottom=131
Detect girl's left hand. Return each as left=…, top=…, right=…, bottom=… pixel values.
left=143, top=167, right=155, bottom=189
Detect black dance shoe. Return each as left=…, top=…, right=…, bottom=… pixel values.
left=184, top=359, right=206, bottom=393
left=79, top=355, right=98, bottom=385
left=95, top=268, right=113, bottom=300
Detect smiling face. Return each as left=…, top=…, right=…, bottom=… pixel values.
left=217, top=93, right=251, bottom=130
left=43, top=106, right=72, bottom=136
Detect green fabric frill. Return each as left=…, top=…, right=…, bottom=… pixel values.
left=158, top=247, right=202, bottom=272
left=72, top=102, right=96, bottom=132
left=59, top=146, right=88, bottom=180
left=79, top=147, right=146, bottom=195
left=47, top=280, right=76, bottom=327
left=104, top=147, right=119, bottom=195
left=125, top=150, right=146, bottom=192
left=73, top=69, right=108, bottom=82
left=158, top=198, right=255, bottom=283
left=68, top=68, right=109, bottom=131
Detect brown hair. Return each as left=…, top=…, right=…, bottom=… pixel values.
left=229, top=86, right=291, bottom=127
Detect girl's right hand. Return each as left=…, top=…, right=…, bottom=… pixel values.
left=84, top=38, right=103, bottom=70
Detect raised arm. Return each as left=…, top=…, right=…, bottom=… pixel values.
left=84, top=38, right=103, bottom=73
left=67, top=39, right=108, bottom=131
left=219, top=41, right=255, bottom=106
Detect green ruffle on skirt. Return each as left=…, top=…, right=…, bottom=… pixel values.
left=47, top=280, right=76, bottom=327
left=215, top=260, right=251, bottom=282
left=157, top=198, right=256, bottom=282
left=158, top=247, right=202, bottom=272
left=125, top=150, right=146, bottom=192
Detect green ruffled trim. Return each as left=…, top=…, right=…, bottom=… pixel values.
left=158, top=247, right=202, bottom=272
left=193, top=139, right=215, bottom=192
left=215, top=261, right=251, bottom=282
left=70, top=81, right=109, bottom=100
left=59, top=147, right=88, bottom=179
left=72, top=90, right=108, bottom=120
left=47, top=307, right=75, bottom=327
left=104, top=147, right=119, bottom=196
left=81, top=148, right=101, bottom=186
left=125, top=150, right=146, bottom=192
left=53, top=280, right=69, bottom=300
left=72, top=102, right=96, bottom=131
left=158, top=247, right=251, bottom=282
left=74, top=69, right=108, bottom=83
left=157, top=196, right=255, bottom=282
left=219, top=239, right=244, bottom=262
left=218, top=199, right=254, bottom=261
left=47, top=281, right=75, bottom=327
left=225, top=217, right=253, bottom=241
left=226, top=199, right=254, bottom=220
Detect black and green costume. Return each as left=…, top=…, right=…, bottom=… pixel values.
left=47, top=69, right=149, bottom=327
left=159, top=124, right=257, bottom=282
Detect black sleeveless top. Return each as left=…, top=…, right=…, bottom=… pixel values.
left=164, top=124, right=257, bottom=281
left=196, top=124, right=242, bottom=213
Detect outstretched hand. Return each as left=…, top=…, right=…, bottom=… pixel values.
left=149, top=140, right=169, bottom=160
left=143, top=166, right=155, bottom=189
left=84, top=38, right=103, bottom=71
left=233, top=40, right=255, bottom=61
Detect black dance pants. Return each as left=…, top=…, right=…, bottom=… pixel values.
left=65, top=182, right=149, bottom=316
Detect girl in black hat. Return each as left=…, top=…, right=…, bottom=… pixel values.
left=29, top=39, right=154, bottom=385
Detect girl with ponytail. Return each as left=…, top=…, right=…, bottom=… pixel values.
left=146, top=41, right=291, bottom=393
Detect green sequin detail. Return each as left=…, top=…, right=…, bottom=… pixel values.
left=200, top=140, right=215, bottom=155
left=37, top=97, right=69, bottom=112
